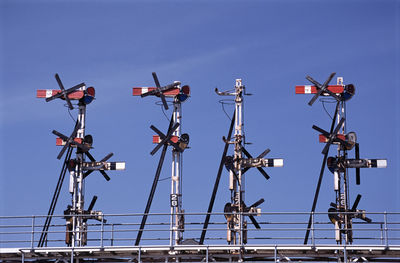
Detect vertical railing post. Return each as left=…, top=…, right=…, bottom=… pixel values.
left=100, top=217, right=104, bottom=249
left=169, top=212, right=173, bottom=248
left=384, top=211, right=389, bottom=247
left=111, top=224, right=114, bottom=246
left=70, top=247, right=74, bottom=263
left=380, top=223, right=384, bottom=245
left=311, top=212, right=315, bottom=247
left=206, top=245, right=209, bottom=263
left=30, top=216, right=35, bottom=250
left=274, top=245, right=277, bottom=263
left=72, top=215, right=76, bottom=248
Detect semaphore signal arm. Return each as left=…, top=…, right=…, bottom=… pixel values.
left=241, top=157, right=284, bottom=168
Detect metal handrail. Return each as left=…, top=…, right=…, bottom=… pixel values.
left=1, top=211, right=399, bottom=248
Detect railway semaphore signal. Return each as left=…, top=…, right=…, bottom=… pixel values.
left=296, top=74, right=387, bottom=245
left=36, top=73, right=125, bottom=247
left=133, top=72, right=190, bottom=246
left=200, top=79, right=283, bottom=245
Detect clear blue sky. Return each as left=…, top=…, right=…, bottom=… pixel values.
left=0, top=0, right=398, bottom=224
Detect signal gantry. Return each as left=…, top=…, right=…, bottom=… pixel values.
left=296, top=73, right=387, bottom=245
left=200, top=79, right=283, bottom=245
left=37, top=73, right=125, bottom=247
left=132, top=72, right=190, bottom=246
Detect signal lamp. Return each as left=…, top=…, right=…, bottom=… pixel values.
left=178, top=133, right=189, bottom=150
left=182, top=85, right=190, bottom=95
left=327, top=157, right=336, bottom=173
left=177, top=85, right=190, bottom=102
left=82, top=87, right=95, bottom=105
left=82, top=95, right=94, bottom=105
left=177, top=94, right=188, bottom=102
left=84, top=134, right=93, bottom=147
left=223, top=155, right=234, bottom=172
left=345, top=131, right=357, bottom=150
left=68, top=159, right=77, bottom=171
left=86, top=87, right=95, bottom=97
left=328, top=207, right=340, bottom=224
left=343, top=84, right=355, bottom=101
left=224, top=203, right=234, bottom=221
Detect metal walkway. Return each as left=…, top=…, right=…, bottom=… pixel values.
left=1, top=211, right=399, bottom=262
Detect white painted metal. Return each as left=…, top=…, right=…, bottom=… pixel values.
left=170, top=87, right=184, bottom=246
left=233, top=79, right=244, bottom=246
left=69, top=170, right=75, bottom=194
left=376, top=159, right=387, bottom=168
left=74, top=91, right=87, bottom=247
left=334, top=171, right=339, bottom=191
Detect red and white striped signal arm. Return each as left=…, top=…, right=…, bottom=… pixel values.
left=132, top=87, right=180, bottom=98
left=153, top=135, right=179, bottom=144
left=295, top=85, right=344, bottom=95
left=319, top=134, right=345, bottom=143
left=133, top=85, right=190, bottom=98
left=56, top=138, right=83, bottom=146
left=37, top=90, right=84, bottom=100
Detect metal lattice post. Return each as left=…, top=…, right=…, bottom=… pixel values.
left=214, top=79, right=282, bottom=245
left=74, top=103, right=86, bottom=246
left=233, top=79, right=244, bottom=245
left=170, top=98, right=184, bottom=246
left=334, top=99, right=352, bottom=245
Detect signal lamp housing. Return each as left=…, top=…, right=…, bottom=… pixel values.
left=344, top=131, right=357, bottom=150
left=82, top=87, right=95, bottom=105
left=177, top=85, right=190, bottom=103
left=224, top=203, right=234, bottom=221
left=84, top=134, right=93, bottom=147
left=178, top=133, right=190, bottom=150
left=328, top=207, right=340, bottom=224
left=342, top=84, right=355, bottom=101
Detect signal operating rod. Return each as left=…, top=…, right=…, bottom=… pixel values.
left=304, top=100, right=340, bottom=245
left=200, top=112, right=235, bottom=245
